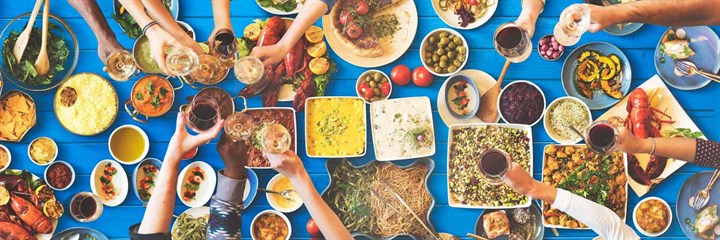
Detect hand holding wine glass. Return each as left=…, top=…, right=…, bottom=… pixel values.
left=169, top=111, right=224, bottom=161
left=217, top=133, right=248, bottom=179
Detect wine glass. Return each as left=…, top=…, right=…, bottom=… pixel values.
left=493, top=22, right=532, bottom=63
left=554, top=4, right=591, bottom=46
left=211, top=29, right=238, bottom=67
left=477, top=149, right=512, bottom=185
left=103, top=50, right=136, bottom=81
left=585, top=120, right=619, bottom=155
left=183, top=96, right=220, bottom=133
left=224, top=111, right=255, bottom=141
left=166, top=47, right=200, bottom=77
left=189, top=54, right=224, bottom=85
left=260, top=123, right=291, bottom=154
left=234, top=55, right=265, bottom=85
left=69, top=192, right=104, bottom=223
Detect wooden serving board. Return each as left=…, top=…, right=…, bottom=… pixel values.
left=596, top=75, right=706, bottom=197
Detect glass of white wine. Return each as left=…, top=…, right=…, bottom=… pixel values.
left=166, top=47, right=200, bottom=77
left=189, top=54, right=224, bottom=85
left=103, top=50, right=136, bottom=81
left=554, top=4, right=591, bottom=46
left=260, top=123, right=291, bottom=154
left=224, top=111, right=255, bottom=142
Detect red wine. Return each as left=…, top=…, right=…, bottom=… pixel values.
left=190, top=103, right=218, bottom=131
left=80, top=197, right=97, bottom=217
left=480, top=150, right=509, bottom=176
left=588, top=123, right=615, bottom=148
left=496, top=26, right=522, bottom=49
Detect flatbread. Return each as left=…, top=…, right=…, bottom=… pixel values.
left=329, top=0, right=405, bottom=57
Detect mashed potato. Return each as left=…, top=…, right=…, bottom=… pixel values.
left=55, top=73, right=118, bottom=135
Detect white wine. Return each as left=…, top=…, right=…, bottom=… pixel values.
left=261, top=123, right=291, bottom=154
left=166, top=47, right=199, bottom=77
left=105, top=50, right=136, bottom=81
left=554, top=4, right=591, bottom=46
left=224, top=112, right=255, bottom=141
left=234, top=56, right=265, bottom=85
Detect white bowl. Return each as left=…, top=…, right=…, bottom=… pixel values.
left=420, top=28, right=469, bottom=77
left=497, top=80, right=546, bottom=127
left=28, top=137, right=58, bottom=166
left=44, top=160, right=75, bottom=191
left=177, top=161, right=217, bottom=208
left=108, top=124, right=149, bottom=165
left=356, top=70, right=392, bottom=104
left=633, top=196, right=672, bottom=237
left=0, top=144, right=11, bottom=171
left=543, top=96, right=593, bottom=144
left=251, top=210, right=292, bottom=240
left=90, top=159, right=129, bottom=207
left=431, top=0, right=498, bottom=30
left=266, top=174, right=303, bottom=213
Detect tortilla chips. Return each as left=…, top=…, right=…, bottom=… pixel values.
left=0, top=92, right=36, bottom=141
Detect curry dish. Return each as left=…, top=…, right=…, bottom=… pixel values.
left=542, top=144, right=627, bottom=228
left=636, top=199, right=670, bottom=233
left=131, top=75, right=174, bottom=117
left=306, top=98, right=366, bottom=157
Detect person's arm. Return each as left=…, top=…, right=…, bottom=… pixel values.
left=206, top=134, right=248, bottom=240
left=208, top=0, right=233, bottom=43
left=135, top=113, right=224, bottom=235
left=251, top=0, right=331, bottom=65
left=265, top=151, right=352, bottom=239
left=141, top=0, right=203, bottom=54
left=617, top=127, right=719, bottom=169
left=119, top=0, right=180, bottom=75
left=503, top=163, right=640, bottom=240
left=515, top=0, right=544, bottom=37
left=68, top=0, right=124, bottom=64
left=588, top=0, right=720, bottom=32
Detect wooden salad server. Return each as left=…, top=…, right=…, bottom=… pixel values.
left=12, top=0, right=43, bottom=62
left=477, top=60, right=511, bottom=122
left=34, top=0, right=51, bottom=76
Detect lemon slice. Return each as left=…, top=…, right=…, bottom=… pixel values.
left=309, top=58, right=330, bottom=75
left=307, top=41, right=327, bottom=58
left=0, top=186, right=9, bottom=206
left=35, top=185, right=55, bottom=202
left=43, top=199, right=64, bottom=219
left=244, top=23, right=262, bottom=42
left=305, top=26, right=324, bottom=44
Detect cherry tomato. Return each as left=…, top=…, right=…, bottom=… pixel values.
left=339, top=10, right=354, bottom=25
left=362, top=86, right=374, bottom=99
left=412, top=66, right=433, bottom=87
left=381, top=82, right=391, bottom=96
left=390, top=65, right=412, bottom=86
left=346, top=23, right=363, bottom=39
left=358, top=83, right=370, bottom=93
left=355, top=0, right=370, bottom=15
left=307, top=218, right=322, bottom=237
left=464, top=0, right=479, bottom=5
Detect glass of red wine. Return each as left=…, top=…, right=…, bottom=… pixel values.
left=585, top=120, right=619, bottom=155
left=494, top=22, right=532, bottom=63
left=70, top=192, right=103, bottom=222
left=182, top=96, right=220, bottom=133
left=477, top=149, right=513, bottom=185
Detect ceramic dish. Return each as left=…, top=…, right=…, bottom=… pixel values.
left=0, top=12, right=79, bottom=92
left=177, top=161, right=217, bottom=208
left=125, top=75, right=182, bottom=123
left=444, top=74, right=480, bottom=119
left=497, top=80, right=546, bottom=126
left=244, top=167, right=259, bottom=207
left=437, top=69, right=499, bottom=126
left=54, top=73, right=118, bottom=136
left=474, top=204, right=544, bottom=240
left=0, top=90, right=37, bottom=142
left=447, top=123, right=533, bottom=209
left=654, top=26, right=720, bottom=90
left=50, top=227, right=109, bottom=240
left=255, top=0, right=302, bottom=15
left=242, top=107, right=297, bottom=169
left=132, top=158, right=161, bottom=204
left=420, top=28, right=469, bottom=77
left=370, top=97, right=436, bottom=161
left=0, top=144, right=10, bottom=171
left=28, top=137, right=58, bottom=166
left=266, top=173, right=303, bottom=213
left=431, top=0, right=497, bottom=29
left=676, top=171, right=720, bottom=240
left=305, top=97, right=367, bottom=158
left=108, top=125, right=149, bottom=165
left=537, top=34, right=565, bottom=61
left=44, top=160, right=75, bottom=191
left=171, top=206, right=209, bottom=237
left=562, top=42, right=632, bottom=110
left=90, top=160, right=128, bottom=207
left=356, top=70, right=392, bottom=104
left=543, top=96, right=593, bottom=144
left=633, top=196, right=672, bottom=237
left=251, top=210, right=292, bottom=240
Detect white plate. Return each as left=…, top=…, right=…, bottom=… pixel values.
left=370, top=97, right=435, bottom=161
left=255, top=0, right=302, bottom=15
left=446, top=123, right=533, bottom=209
left=437, top=69, right=499, bottom=126
left=243, top=107, right=297, bottom=169
left=177, top=161, right=217, bottom=208
left=540, top=144, right=628, bottom=229
left=304, top=97, right=367, bottom=158
left=431, top=0, right=497, bottom=29
left=322, top=0, right=418, bottom=68
left=633, top=197, right=672, bottom=237
left=90, top=160, right=128, bottom=207
left=171, top=206, right=210, bottom=234
left=543, top=96, right=592, bottom=144
left=266, top=173, right=303, bottom=213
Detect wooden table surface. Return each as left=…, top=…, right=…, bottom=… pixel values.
left=1, top=0, right=718, bottom=239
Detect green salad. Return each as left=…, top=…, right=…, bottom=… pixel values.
left=1, top=24, right=69, bottom=86
left=257, top=0, right=299, bottom=12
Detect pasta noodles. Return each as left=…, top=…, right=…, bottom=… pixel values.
left=171, top=213, right=208, bottom=240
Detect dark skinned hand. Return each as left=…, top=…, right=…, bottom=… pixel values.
left=217, top=133, right=248, bottom=179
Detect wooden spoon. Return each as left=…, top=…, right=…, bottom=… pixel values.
left=11, top=0, right=43, bottom=62
left=34, top=0, right=51, bottom=76
left=477, top=60, right=511, bottom=122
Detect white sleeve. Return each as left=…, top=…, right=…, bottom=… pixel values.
left=552, top=188, right=640, bottom=240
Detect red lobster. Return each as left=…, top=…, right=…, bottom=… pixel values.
left=9, top=194, right=52, bottom=234
left=624, top=89, right=674, bottom=185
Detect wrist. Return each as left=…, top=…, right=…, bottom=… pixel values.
left=288, top=170, right=310, bottom=183
left=639, top=138, right=653, bottom=154
left=224, top=166, right=247, bottom=180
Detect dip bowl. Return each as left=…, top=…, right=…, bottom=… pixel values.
left=444, top=74, right=480, bottom=120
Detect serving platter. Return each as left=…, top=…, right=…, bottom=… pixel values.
left=370, top=96, right=436, bottom=161
left=2, top=169, right=59, bottom=240
left=90, top=160, right=128, bottom=207
left=243, top=107, right=297, bottom=169
left=654, top=26, right=720, bottom=90
left=676, top=171, right=720, bottom=240
left=431, top=0, right=497, bottom=30
left=171, top=206, right=209, bottom=235
left=55, top=73, right=118, bottom=136
left=255, top=0, right=302, bottom=15
left=305, top=97, right=367, bottom=158
left=177, top=161, right=217, bottom=208
left=132, top=158, right=161, bottom=204
left=597, top=75, right=705, bottom=197
left=437, top=69, right=499, bottom=126
left=50, top=227, right=109, bottom=240
left=322, top=0, right=418, bottom=68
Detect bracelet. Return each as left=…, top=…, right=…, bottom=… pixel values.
left=648, top=138, right=656, bottom=156
left=142, top=21, right=159, bottom=36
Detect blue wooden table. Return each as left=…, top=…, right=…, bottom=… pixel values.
left=1, top=0, right=719, bottom=239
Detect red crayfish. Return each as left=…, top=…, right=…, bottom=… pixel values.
left=623, top=88, right=674, bottom=185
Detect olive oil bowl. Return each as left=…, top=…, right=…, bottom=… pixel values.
left=108, top=125, right=149, bottom=165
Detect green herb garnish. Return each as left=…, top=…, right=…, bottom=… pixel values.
left=1, top=23, right=69, bottom=86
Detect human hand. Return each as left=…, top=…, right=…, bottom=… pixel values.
left=516, top=16, right=536, bottom=37
left=616, top=127, right=650, bottom=154
left=587, top=4, right=615, bottom=33
left=97, top=36, right=125, bottom=65
left=144, top=25, right=182, bottom=75
left=265, top=150, right=307, bottom=179
left=502, top=162, right=538, bottom=196
left=250, top=43, right=289, bottom=65
left=216, top=133, right=248, bottom=179
left=168, top=112, right=224, bottom=161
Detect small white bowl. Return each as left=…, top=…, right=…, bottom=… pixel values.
left=497, top=80, right=546, bottom=127
left=420, top=28, right=469, bottom=77
left=266, top=174, right=303, bottom=213
left=0, top=144, right=11, bottom=172
left=543, top=96, right=593, bottom=144
left=108, top=125, right=149, bottom=165
left=177, top=161, right=217, bottom=208
left=90, top=159, right=129, bottom=207
left=251, top=210, right=292, bottom=240
left=633, top=197, right=672, bottom=237
left=44, top=161, right=75, bottom=191
left=28, top=137, right=58, bottom=166
left=356, top=70, right=392, bottom=104
left=176, top=21, right=196, bottom=41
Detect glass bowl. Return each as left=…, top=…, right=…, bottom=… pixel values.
left=0, top=12, right=79, bottom=92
